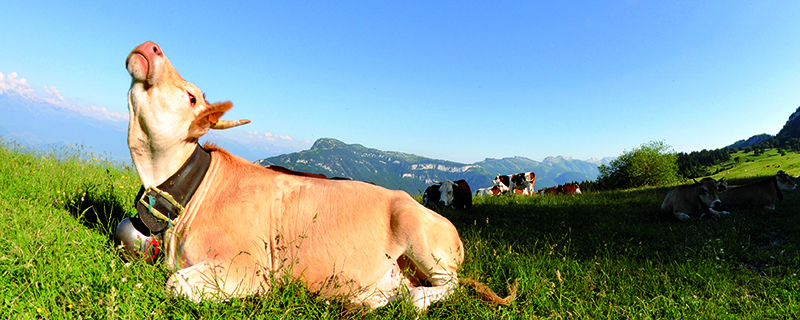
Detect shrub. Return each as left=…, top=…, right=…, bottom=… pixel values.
left=596, top=140, right=680, bottom=190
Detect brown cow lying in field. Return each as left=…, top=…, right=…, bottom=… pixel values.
left=475, top=184, right=509, bottom=196
left=660, top=177, right=728, bottom=221
left=719, top=171, right=796, bottom=211
left=123, top=41, right=514, bottom=311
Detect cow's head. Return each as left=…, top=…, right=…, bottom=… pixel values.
left=126, top=41, right=249, bottom=186
left=126, top=41, right=250, bottom=146
left=438, top=180, right=456, bottom=207
left=776, top=171, right=797, bottom=192
left=694, top=177, right=724, bottom=210
left=493, top=175, right=510, bottom=187
left=573, top=185, right=582, bottom=194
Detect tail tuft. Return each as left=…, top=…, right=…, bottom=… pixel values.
left=460, top=278, right=518, bottom=306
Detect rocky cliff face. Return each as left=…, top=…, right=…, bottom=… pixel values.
left=777, top=106, right=800, bottom=140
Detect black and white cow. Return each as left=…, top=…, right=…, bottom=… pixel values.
left=423, top=179, right=472, bottom=210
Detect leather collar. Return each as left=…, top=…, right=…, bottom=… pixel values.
left=135, top=144, right=211, bottom=234
left=772, top=176, right=784, bottom=202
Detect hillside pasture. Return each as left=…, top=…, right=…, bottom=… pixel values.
left=708, top=149, right=800, bottom=185
left=3, top=140, right=800, bottom=319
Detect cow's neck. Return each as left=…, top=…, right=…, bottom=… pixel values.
left=772, top=176, right=784, bottom=202
left=128, top=131, right=198, bottom=188
left=133, top=143, right=212, bottom=234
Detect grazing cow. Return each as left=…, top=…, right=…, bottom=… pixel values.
left=422, top=183, right=441, bottom=209
left=120, top=41, right=514, bottom=311
left=560, top=184, right=582, bottom=195
left=475, top=184, right=509, bottom=196
left=493, top=172, right=536, bottom=195
left=660, top=177, right=728, bottom=221
left=538, top=184, right=581, bottom=195
left=538, top=186, right=558, bottom=195
left=719, top=171, right=797, bottom=211
left=513, top=188, right=531, bottom=195
left=424, top=180, right=472, bottom=210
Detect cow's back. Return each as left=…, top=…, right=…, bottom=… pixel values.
left=719, top=178, right=776, bottom=209
left=452, top=180, right=472, bottom=210
left=661, top=184, right=699, bottom=215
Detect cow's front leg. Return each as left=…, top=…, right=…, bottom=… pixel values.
left=708, top=208, right=730, bottom=218
left=166, top=259, right=264, bottom=302
left=674, top=212, right=691, bottom=221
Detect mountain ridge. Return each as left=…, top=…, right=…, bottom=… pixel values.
left=256, top=138, right=606, bottom=195
left=725, top=106, right=800, bottom=150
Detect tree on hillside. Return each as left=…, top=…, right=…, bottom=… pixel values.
left=676, top=148, right=731, bottom=179
left=596, top=140, right=680, bottom=190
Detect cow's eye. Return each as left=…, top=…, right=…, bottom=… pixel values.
left=188, top=92, right=197, bottom=107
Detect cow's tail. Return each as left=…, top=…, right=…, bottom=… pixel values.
left=460, top=278, right=518, bottom=306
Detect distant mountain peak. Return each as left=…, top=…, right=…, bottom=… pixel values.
left=726, top=105, right=800, bottom=149
left=777, top=106, right=800, bottom=140
left=788, top=106, right=800, bottom=123
left=543, top=155, right=573, bottom=164
left=586, top=157, right=614, bottom=165
left=727, top=133, right=774, bottom=149
left=311, top=138, right=347, bottom=150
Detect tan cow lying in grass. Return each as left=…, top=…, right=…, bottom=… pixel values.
left=661, top=177, right=728, bottom=221
left=123, top=41, right=514, bottom=311
left=719, top=171, right=797, bottom=211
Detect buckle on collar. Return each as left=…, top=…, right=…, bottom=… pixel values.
left=138, top=185, right=183, bottom=231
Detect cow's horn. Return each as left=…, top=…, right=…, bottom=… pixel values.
left=212, top=119, right=251, bottom=129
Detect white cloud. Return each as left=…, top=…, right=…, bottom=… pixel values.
left=0, top=71, right=36, bottom=98
left=0, top=71, right=127, bottom=122
left=245, top=130, right=298, bottom=142
left=42, top=85, right=65, bottom=103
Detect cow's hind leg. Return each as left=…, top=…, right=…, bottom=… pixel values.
left=166, top=259, right=263, bottom=302
left=403, top=221, right=464, bottom=309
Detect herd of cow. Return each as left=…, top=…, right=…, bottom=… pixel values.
left=423, top=171, right=582, bottom=210
left=115, top=41, right=798, bottom=314
left=423, top=170, right=797, bottom=222
left=660, top=170, right=797, bottom=221
left=434, top=169, right=798, bottom=222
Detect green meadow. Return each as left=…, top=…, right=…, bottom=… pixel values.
left=3, top=138, right=800, bottom=319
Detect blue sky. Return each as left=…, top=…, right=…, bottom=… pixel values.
left=2, top=1, right=800, bottom=163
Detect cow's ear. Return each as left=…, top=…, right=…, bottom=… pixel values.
left=189, top=101, right=233, bottom=138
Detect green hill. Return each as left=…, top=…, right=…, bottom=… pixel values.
left=707, top=148, right=800, bottom=184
